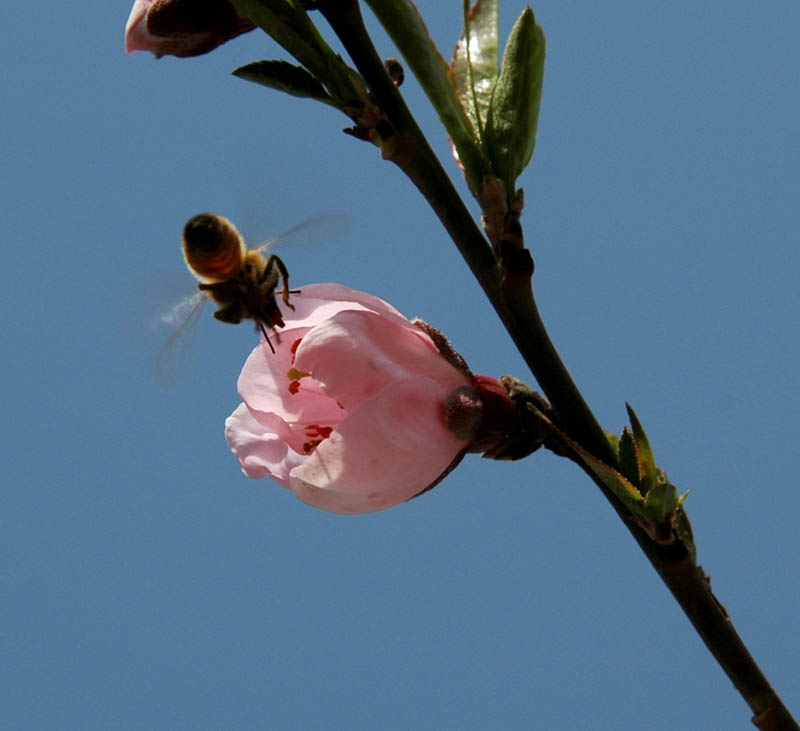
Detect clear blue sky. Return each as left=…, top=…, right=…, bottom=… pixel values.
left=2, top=2, right=799, bottom=728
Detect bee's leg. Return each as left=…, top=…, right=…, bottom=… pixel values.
left=212, top=302, right=244, bottom=324
left=258, top=322, right=276, bottom=354
left=263, top=255, right=294, bottom=310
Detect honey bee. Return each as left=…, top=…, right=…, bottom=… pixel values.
left=180, top=212, right=296, bottom=353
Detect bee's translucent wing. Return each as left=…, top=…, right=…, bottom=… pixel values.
left=154, top=291, right=207, bottom=383
left=252, top=213, right=351, bottom=254
left=152, top=212, right=349, bottom=385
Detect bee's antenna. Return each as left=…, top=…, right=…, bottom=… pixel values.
left=258, top=322, right=276, bottom=354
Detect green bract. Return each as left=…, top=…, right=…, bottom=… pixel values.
left=452, top=0, right=499, bottom=143
left=483, top=7, right=544, bottom=198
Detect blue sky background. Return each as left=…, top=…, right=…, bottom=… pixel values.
left=2, top=2, right=799, bottom=728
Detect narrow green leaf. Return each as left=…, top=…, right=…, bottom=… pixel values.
left=230, top=0, right=364, bottom=106
left=528, top=409, right=645, bottom=516
left=617, top=426, right=641, bottom=491
left=484, top=7, right=545, bottom=195
left=626, top=403, right=658, bottom=495
left=451, top=0, right=498, bottom=139
left=364, top=0, right=491, bottom=192
left=531, top=403, right=694, bottom=553
left=572, top=446, right=646, bottom=517
left=230, top=0, right=325, bottom=75
left=234, top=60, right=338, bottom=106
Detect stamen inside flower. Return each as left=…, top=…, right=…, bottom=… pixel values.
left=302, top=423, right=333, bottom=454
left=286, top=366, right=311, bottom=395
left=290, top=338, right=303, bottom=361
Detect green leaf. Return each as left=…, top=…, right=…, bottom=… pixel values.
left=528, top=409, right=645, bottom=516
left=364, top=0, right=491, bottom=192
left=230, top=0, right=326, bottom=75
left=484, top=7, right=545, bottom=195
left=616, top=427, right=641, bottom=490
left=529, top=408, right=694, bottom=553
left=570, top=443, right=646, bottom=518
left=233, top=60, right=337, bottom=106
left=626, top=403, right=658, bottom=495
left=451, top=0, right=498, bottom=140
left=230, top=0, right=364, bottom=106
left=643, top=481, right=679, bottom=525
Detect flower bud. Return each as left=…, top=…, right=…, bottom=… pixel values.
left=224, top=284, right=516, bottom=514
left=125, top=0, right=255, bottom=59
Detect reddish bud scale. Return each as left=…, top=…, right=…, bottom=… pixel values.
left=467, top=375, right=517, bottom=454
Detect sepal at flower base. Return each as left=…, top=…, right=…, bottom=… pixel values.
left=479, top=375, right=554, bottom=461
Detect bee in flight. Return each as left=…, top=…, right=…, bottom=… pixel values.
left=180, top=212, right=296, bottom=353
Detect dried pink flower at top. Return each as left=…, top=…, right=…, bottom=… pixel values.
left=225, top=283, right=513, bottom=514
left=125, top=0, right=256, bottom=58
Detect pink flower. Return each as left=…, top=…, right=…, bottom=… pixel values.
left=125, top=0, right=256, bottom=59
left=225, top=283, right=513, bottom=514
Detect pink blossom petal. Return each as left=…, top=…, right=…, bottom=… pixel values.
left=125, top=0, right=156, bottom=53
left=278, top=283, right=408, bottom=330
left=236, top=285, right=418, bottom=422
left=225, top=404, right=305, bottom=486
left=225, top=283, right=487, bottom=514
left=289, top=377, right=468, bottom=514
left=237, top=329, right=346, bottom=427
left=294, top=310, right=470, bottom=411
